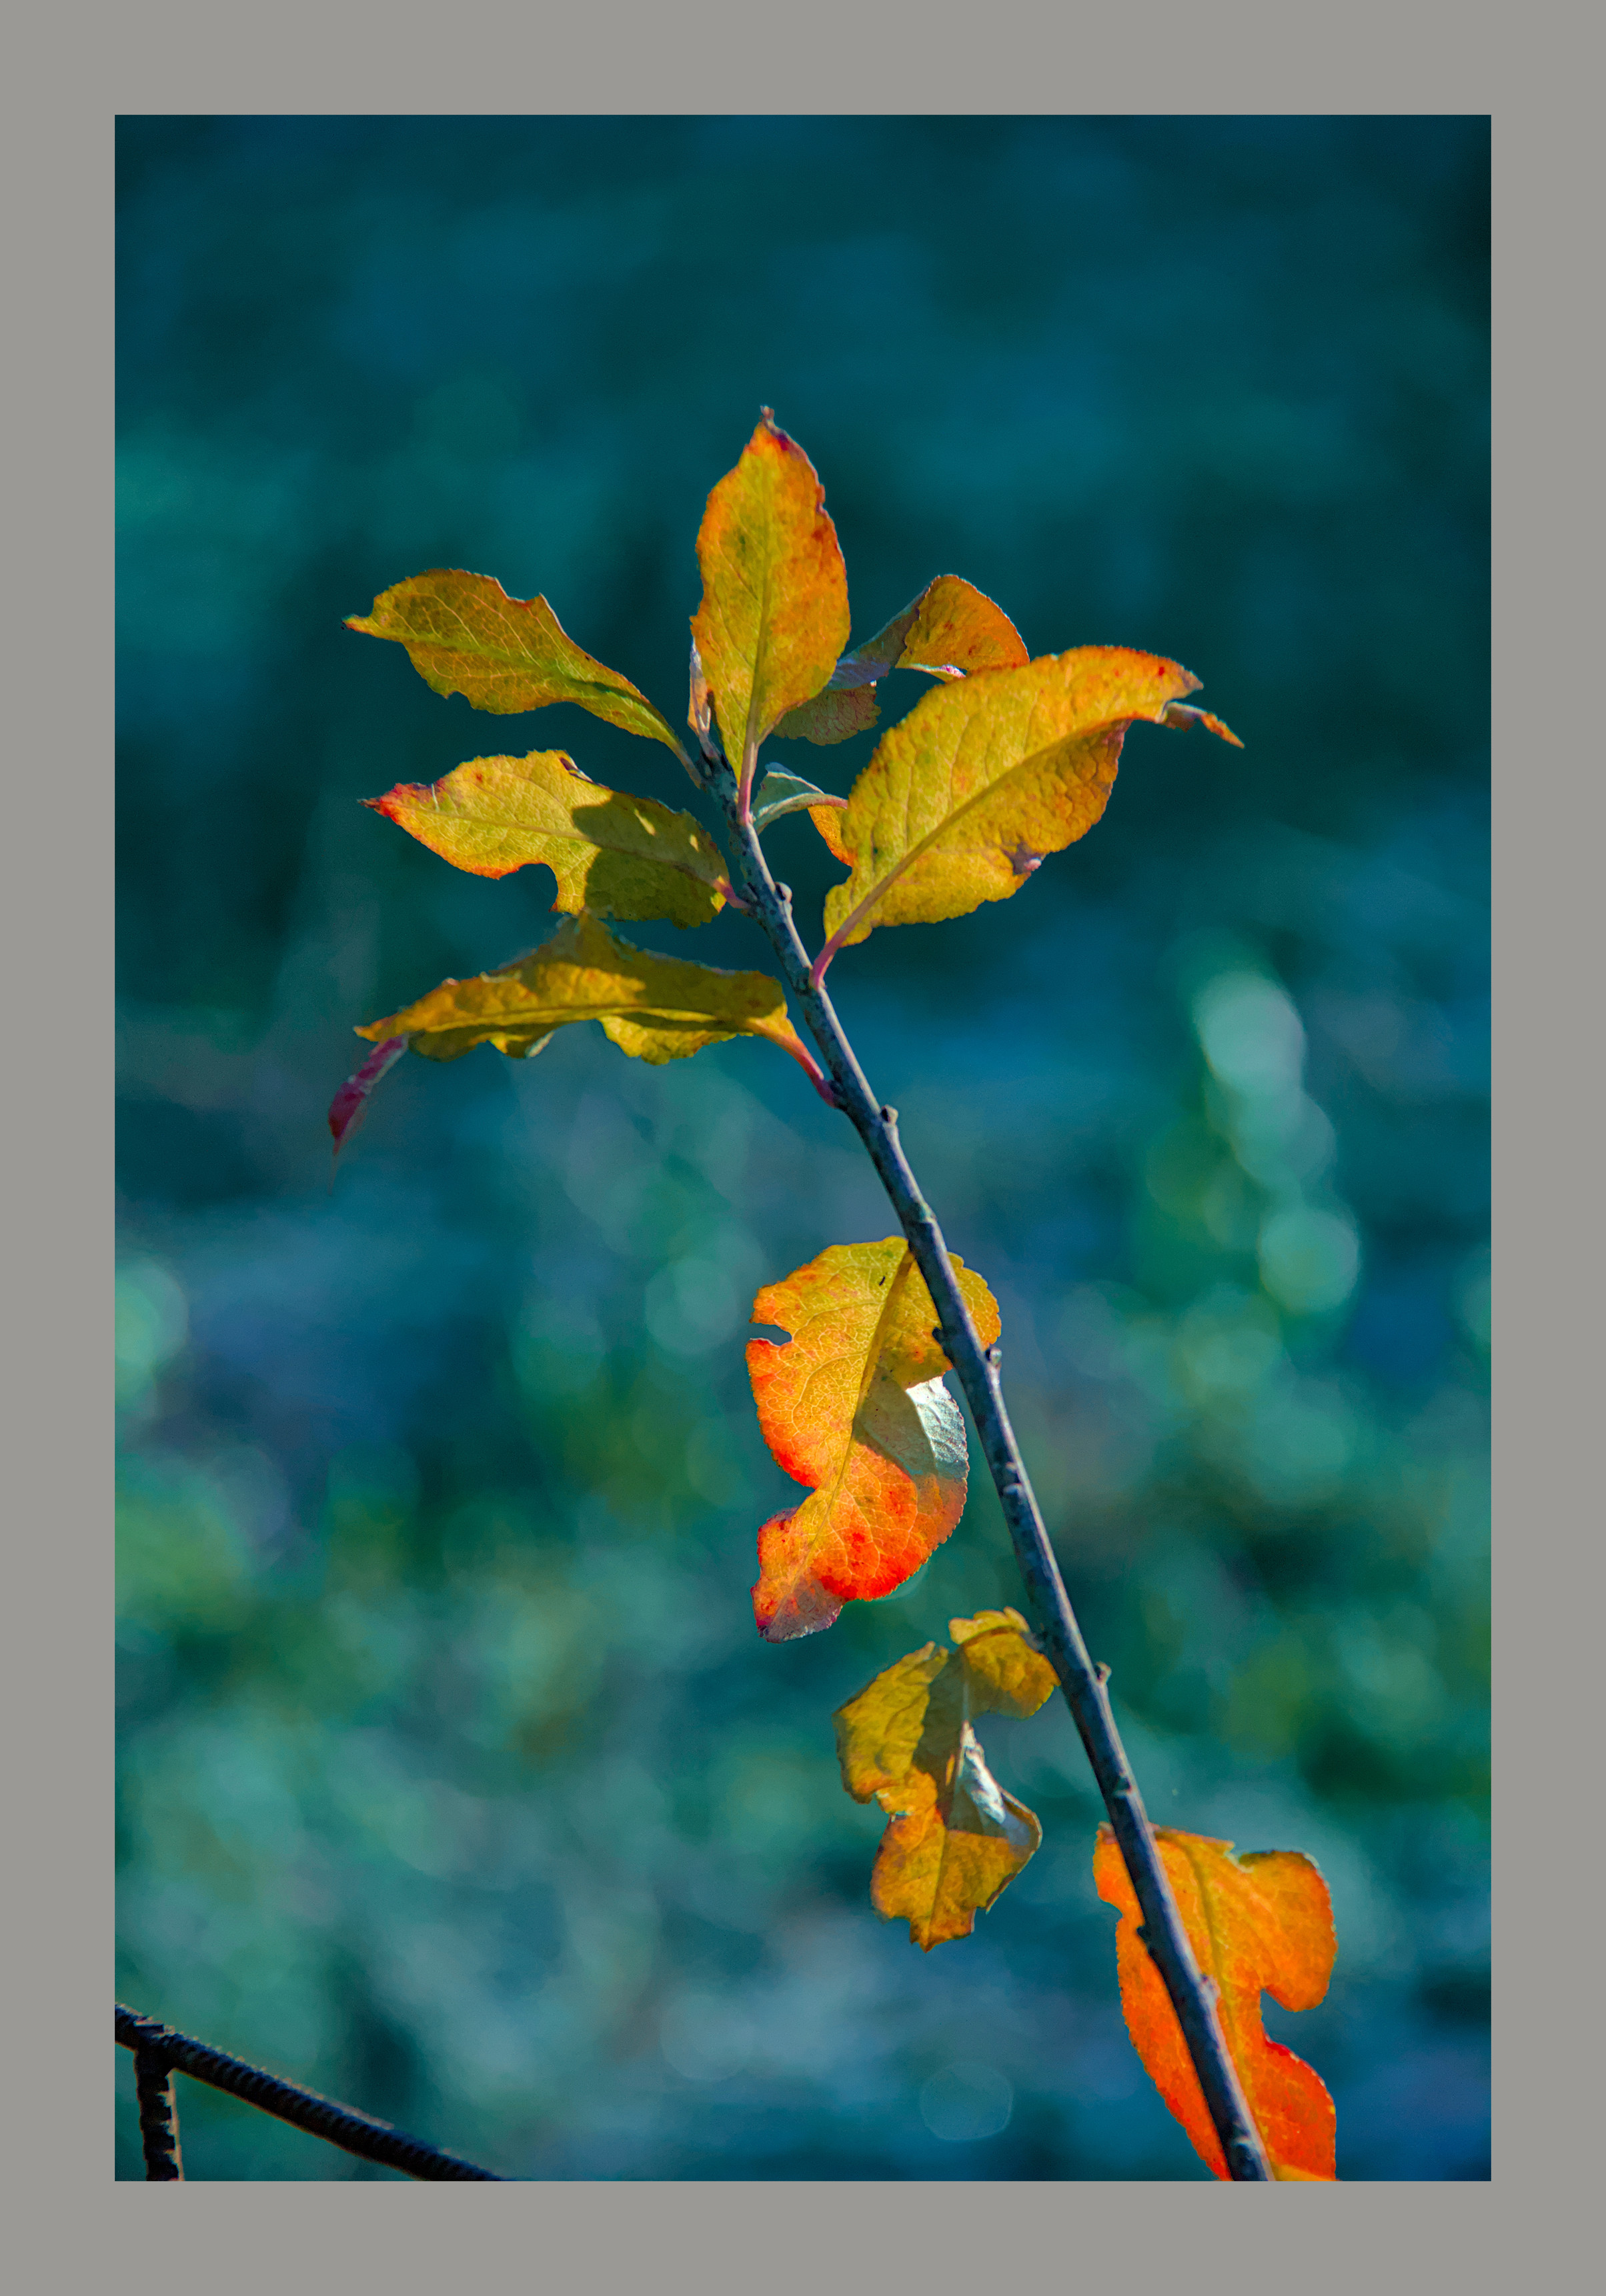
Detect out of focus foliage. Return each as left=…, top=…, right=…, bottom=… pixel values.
left=116, top=117, right=1488, bottom=2180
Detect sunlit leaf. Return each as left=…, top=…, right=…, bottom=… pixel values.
left=327, top=1035, right=408, bottom=1161
left=347, top=569, right=689, bottom=761
left=365, top=751, right=727, bottom=926
left=747, top=1238, right=1000, bottom=1640
left=835, top=1608, right=1058, bottom=1949
left=774, top=575, right=1028, bottom=746
left=750, top=768, right=849, bottom=836
left=355, top=910, right=810, bottom=1072
left=1093, top=1825, right=1337, bottom=2180
left=690, top=413, right=850, bottom=777
left=818, top=650, right=1241, bottom=964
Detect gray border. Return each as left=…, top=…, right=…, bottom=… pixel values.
left=11, top=0, right=1544, bottom=2283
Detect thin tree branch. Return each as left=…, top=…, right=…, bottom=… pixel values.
left=116, top=2005, right=504, bottom=2182
left=703, top=746, right=1273, bottom=2183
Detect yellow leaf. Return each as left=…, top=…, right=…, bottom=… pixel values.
left=817, top=648, right=1239, bottom=966
left=355, top=910, right=811, bottom=1073
left=365, top=752, right=727, bottom=927
left=690, top=413, right=850, bottom=784
left=774, top=573, right=1028, bottom=746
left=347, top=569, right=689, bottom=761
left=747, top=1240, right=1000, bottom=1640
left=835, top=1608, right=1058, bottom=1949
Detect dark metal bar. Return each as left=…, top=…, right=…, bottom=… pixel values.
left=117, top=2007, right=504, bottom=2181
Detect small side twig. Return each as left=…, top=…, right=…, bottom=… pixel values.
left=710, top=752, right=1273, bottom=2182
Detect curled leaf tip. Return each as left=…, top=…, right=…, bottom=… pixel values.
left=1160, top=700, right=1244, bottom=748
left=328, top=1034, right=409, bottom=1164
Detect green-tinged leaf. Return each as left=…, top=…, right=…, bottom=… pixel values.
left=355, top=910, right=810, bottom=1071
left=747, top=1240, right=1000, bottom=1640
left=774, top=575, right=1028, bottom=746
left=750, top=770, right=850, bottom=836
left=834, top=1608, right=1058, bottom=1949
left=347, top=569, right=689, bottom=760
left=690, top=413, right=850, bottom=773
left=365, top=751, right=727, bottom=927
left=770, top=684, right=882, bottom=746
left=819, top=648, right=1241, bottom=962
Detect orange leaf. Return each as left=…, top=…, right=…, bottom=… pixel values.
left=774, top=573, right=1028, bottom=746
left=747, top=1239, right=1000, bottom=1640
left=690, top=413, right=850, bottom=781
left=834, top=1608, right=1058, bottom=1948
left=1092, top=1825, right=1337, bottom=2180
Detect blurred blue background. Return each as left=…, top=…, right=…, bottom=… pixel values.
left=115, top=117, right=1489, bottom=2180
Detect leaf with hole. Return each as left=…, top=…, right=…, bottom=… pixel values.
left=1094, top=1825, right=1337, bottom=2179
left=690, top=413, right=850, bottom=780
left=747, top=1238, right=1000, bottom=1640
left=347, top=569, right=689, bottom=762
left=817, top=650, right=1240, bottom=966
left=774, top=574, right=1028, bottom=746
left=355, top=910, right=810, bottom=1073
left=365, top=752, right=728, bottom=926
left=835, top=1608, right=1058, bottom=1949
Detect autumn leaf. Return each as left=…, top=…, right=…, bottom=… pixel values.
left=355, top=910, right=812, bottom=1075
left=747, top=1238, right=1000, bottom=1640
left=347, top=569, right=690, bottom=763
left=835, top=1608, right=1058, bottom=1949
left=774, top=575, right=1028, bottom=746
left=327, top=1035, right=408, bottom=1161
left=690, top=413, right=850, bottom=791
left=364, top=751, right=728, bottom=927
left=1093, top=1825, right=1337, bottom=2180
left=815, top=650, right=1241, bottom=971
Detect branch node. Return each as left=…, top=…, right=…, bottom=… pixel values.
left=1095, top=1660, right=1112, bottom=1685
left=879, top=1104, right=898, bottom=1126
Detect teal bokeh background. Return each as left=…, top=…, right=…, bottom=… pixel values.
left=117, top=117, right=1489, bottom=2179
